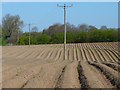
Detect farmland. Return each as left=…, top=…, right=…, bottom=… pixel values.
left=2, top=42, right=119, bottom=88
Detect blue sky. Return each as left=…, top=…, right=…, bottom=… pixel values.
left=2, top=2, right=118, bottom=32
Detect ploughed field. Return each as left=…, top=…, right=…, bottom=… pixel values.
left=2, top=42, right=120, bottom=88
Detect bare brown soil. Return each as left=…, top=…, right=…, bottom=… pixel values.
left=2, top=42, right=119, bottom=88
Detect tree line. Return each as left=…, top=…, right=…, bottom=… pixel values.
left=0, top=14, right=119, bottom=45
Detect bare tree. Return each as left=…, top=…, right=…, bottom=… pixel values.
left=100, top=26, right=108, bottom=30
left=78, top=24, right=89, bottom=32
left=2, top=14, right=23, bottom=44
left=31, top=26, right=38, bottom=32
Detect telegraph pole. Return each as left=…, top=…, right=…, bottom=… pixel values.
left=17, top=29, right=19, bottom=44
left=57, top=4, right=72, bottom=60
left=29, top=24, right=31, bottom=47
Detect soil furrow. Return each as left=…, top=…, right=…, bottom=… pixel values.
left=77, top=61, right=90, bottom=88
left=89, top=62, right=119, bottom=88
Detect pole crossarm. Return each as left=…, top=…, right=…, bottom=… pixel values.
left=57, top=4, right=73, bottom=8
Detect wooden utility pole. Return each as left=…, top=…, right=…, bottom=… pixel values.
left=57, top=4, right=72, bottom=60
left=29, top=24, right=31, bottom=47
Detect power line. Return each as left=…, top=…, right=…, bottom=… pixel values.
left=57, top=4, right=73, bottom=60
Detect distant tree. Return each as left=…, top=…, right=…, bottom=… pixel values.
left=18, top=36, right=29, bottom=45
left=88, top=25, right=97, bottom=31
left=44, top=23, right=63, bottom=36
left=105, top=30, right=118, bottom=42
left=31, top=26, right=38, bottom=37
left=2, top=16, right=117, bottom=45
left=0, top=24, right=1, bottom=28
left=43, top=23, right=76, bottom=36
left=2, top=14, right=23, bottom=44
left=42, top=29, right=46, bottom=34
left=0, top=26, right=2, bottom=45
left=67, top=32, right=76, bottom=43
left=30, top=36, right=38, bottom=44
left=88, top=30, right=102, bottom=42
left=66, top=23, right=76, bottom=32
left=100, top=26, right=108, bottom=30
left=78, top=24, right=89, bottom=32
left=75, top=32, right=88, bottom=43
left=31, top=26, right=38, bottom=32
left=0, top=24, right=2, bottom=38
left=51, top=33, right=64, bottom=44
left=37, top=34, right=51, bottom=44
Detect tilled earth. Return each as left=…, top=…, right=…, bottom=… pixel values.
left=2, top=42, right=120, bottom=88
